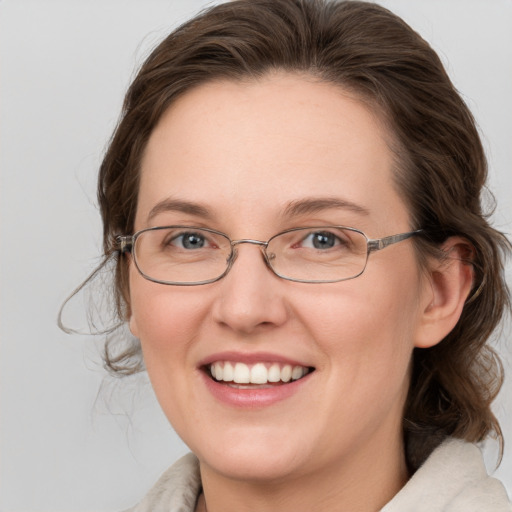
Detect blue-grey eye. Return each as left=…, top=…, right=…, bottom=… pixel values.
left=174, top=232, right=206, bottom=249
left=303, top=231, right=339, bottom=250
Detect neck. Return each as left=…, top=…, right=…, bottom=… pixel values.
left=198, top=432, right=409, bottom=512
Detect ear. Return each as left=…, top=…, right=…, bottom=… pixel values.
left=414, top=237, right=475, bottom=349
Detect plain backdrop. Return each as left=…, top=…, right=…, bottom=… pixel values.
left=1, top=1, right=511, bottom=510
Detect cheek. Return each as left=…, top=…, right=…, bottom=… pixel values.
left=300, top=257, right=423, bottom=379
left=128, top=272, right=208, bottom=360
left=127, top=275, right=210, bottom=426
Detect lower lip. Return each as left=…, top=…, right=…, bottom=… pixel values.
left=201, top=371, right=312, bottom=408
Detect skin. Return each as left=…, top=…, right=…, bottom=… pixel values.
left=128, top=73, right=472, bottom=512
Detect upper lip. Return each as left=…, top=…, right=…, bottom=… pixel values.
left=198, top=351, right=313, bottom=368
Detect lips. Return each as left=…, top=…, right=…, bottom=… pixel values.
left=199, top=352, right=314, bottom=406
left=209, top=361, right=311, bottom=385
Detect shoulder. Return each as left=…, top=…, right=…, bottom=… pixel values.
left=123, top=453, right=201, bottom=512
left=382, top=438, right=512, bottom=512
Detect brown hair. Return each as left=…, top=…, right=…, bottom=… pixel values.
left=96, top=0, right=510, bottom=467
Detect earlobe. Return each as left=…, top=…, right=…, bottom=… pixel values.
left=414, top=237, right=475, bottom=349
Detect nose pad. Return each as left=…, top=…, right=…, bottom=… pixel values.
left=263, top=249, right=277, bottom=265
left=226, top=248, right=238, bottom=267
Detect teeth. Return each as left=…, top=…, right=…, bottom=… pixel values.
left=223, top=362, right=234, bottom=382
left=281, top=365, right=292, bottom=382
left=292, top=365, right=304, bottom=380
left=234, top=362, right=250, bottom=384
left=209, top=361, right=309, bottom=384
left=250, top=363, right=268, bottom=384
left=213, top=362, right=223, bottom=380
left=268, top=363, right=281, bottom=382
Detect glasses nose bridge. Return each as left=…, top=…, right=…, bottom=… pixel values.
left=228, top=238, right=273, bottom=271
left=230, top=238, right=269, bottom=248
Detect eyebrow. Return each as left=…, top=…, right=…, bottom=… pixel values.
left=282, top=197, right=370, bottom=218
left=146, top=196, right=370, bottom=224
left=147, top=198, right=212, bottom=222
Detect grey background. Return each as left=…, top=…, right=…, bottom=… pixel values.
left=1, top=1, right=511, bottom=510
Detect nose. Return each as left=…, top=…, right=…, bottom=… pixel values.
left=211, top=242, right=289, bottom=335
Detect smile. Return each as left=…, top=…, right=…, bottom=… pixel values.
left=208, top=361, right=312, bottom=386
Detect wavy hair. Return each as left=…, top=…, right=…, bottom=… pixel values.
left=94, top=0, right=510, bottom=467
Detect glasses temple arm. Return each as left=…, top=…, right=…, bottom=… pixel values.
left=115, top=235, right=133, bottom=254
left=367, top=230, right=423, bottom=252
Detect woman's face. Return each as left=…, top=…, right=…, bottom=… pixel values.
left=129, top=74, right=432, bottom=483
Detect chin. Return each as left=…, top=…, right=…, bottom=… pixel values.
left=201, top=446, right=308, bottom=482
left=185, top=424, right=316, bottom=481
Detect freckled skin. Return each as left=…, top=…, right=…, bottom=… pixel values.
left=129, top=74, right=435, bottom=511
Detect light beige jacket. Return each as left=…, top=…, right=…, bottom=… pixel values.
left=126, top=438, right=511, bottom=512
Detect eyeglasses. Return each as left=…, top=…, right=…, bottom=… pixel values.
left=117, top=226, right=422, bottom=286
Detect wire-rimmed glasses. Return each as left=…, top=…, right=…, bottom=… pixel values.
left=117, top=225, right=422, bottom=285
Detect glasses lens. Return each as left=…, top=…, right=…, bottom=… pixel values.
left=267, top=227, right=368, bottom=282
left=134, top=227, right=231, bottom=284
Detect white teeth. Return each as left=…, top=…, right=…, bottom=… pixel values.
left=209, top=361, right=310, bottom=384
left=292, top=365, right=304, bottom=380
left=233, top=362, right=250, bottom=384
left=281, top=364, right=292, bottom=382
left=222, top=362, right=234, bottom=382
left=250, top=363, right=268, bottom=384
left=268, top=363, right=281, bottom=382
left=213, top=361, right=223, bottom=381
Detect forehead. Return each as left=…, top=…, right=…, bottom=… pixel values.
left=137, top=73, right=409, bottom=234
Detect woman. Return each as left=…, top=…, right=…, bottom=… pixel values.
left=88, top=0, right=511, bottom=510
